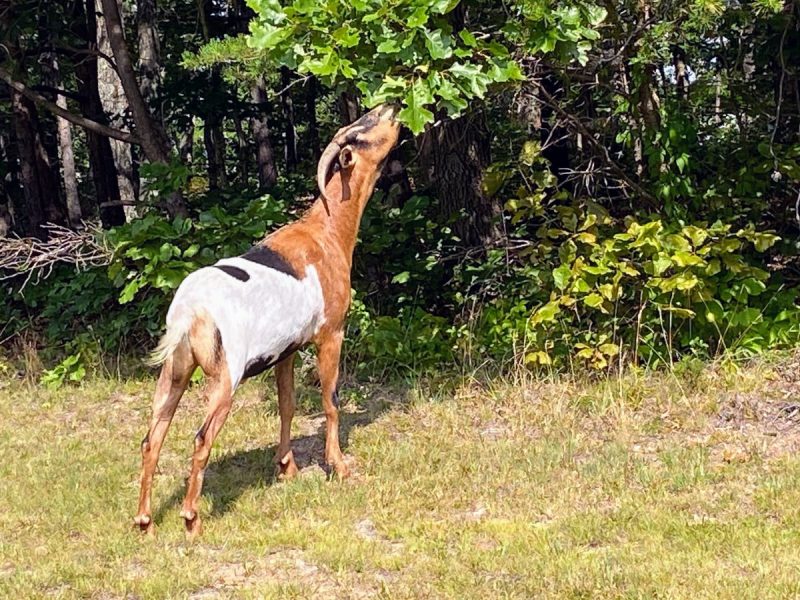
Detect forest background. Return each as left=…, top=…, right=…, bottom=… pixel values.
left=1, top=0, right=799, bottom=385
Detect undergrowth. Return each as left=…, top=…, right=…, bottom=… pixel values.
left=2, top=172, right=799, bottom=388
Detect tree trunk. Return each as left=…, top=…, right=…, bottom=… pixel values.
left=96, top=0, right=138, bottom=219
left=251, top=79, right=278, bottom=190
left=11, top=91, right=62, bottom=237
left=99, top=0, right=186, bottom=217
left=40, top=49, right=83, bottom=227
left=137, top=0, right=161, bottom=115
left=280, top=67, right=298, bottom=171
left=634, top=0, right=660, bottom=177
left=0, top=199, right=11, bottom=237
left=674, top=46, right=688, bottom=101
left=179, top=120, right=194, bottom=165
left=413, top=2, right=497, bottom=248
left=538, top=73, right=572, bottom=187
left=55, top=90, right=83, bottom=226
left=418, top=112, right=496, bottom=247
left=203, top=115, right=227, bottom=190
left=74, top=0, right=126, bottom=228
left=0, top=127, right=16, bottom=236
left=339, top=89, right=360, bottom=125
left=37, top=27, right=81, bottom=227
left=234, top=117, right=248, bottom=184
left=305, top=77, right=321, bottom=162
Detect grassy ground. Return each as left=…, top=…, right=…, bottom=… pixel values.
left=2, top=356, right=800, bottom=599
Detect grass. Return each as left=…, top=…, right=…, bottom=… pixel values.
left=2, top=356, right=800, bottom=598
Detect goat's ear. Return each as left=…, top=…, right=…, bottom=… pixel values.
left=339, top=146, right=357, bottom=169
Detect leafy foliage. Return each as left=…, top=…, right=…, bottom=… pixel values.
left=245, top=0, right=531, bottom=132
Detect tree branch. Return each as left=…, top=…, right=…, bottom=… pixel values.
left=100, top=0, right=170, bottom=162
left=0, top=67, right=139, bottom=145
left=536, top=82, right=660, bottom=209
left=30, top=84, right=85, bottom=104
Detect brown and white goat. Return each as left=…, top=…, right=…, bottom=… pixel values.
left=134, top=105, right=400, bottom=536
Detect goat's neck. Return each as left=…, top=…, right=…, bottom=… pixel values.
left=309, top=168, right=378, bottom=266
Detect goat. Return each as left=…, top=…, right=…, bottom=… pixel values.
left=134, top=105, right=401, bottom=536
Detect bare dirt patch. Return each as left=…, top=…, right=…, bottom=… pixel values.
left=186, top=549, right=383, bottom=599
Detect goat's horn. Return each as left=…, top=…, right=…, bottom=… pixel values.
left=317, top=141, right=341, bottom=215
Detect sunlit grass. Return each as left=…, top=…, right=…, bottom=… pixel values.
left=2, top=358, right=800, bottom=598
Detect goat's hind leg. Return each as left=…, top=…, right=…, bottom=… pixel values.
left=179, top=372, right=232, bottom=537
left=135, top=346, right=195, bottom=534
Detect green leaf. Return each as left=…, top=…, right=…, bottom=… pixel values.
left=742, top=278, right=766, bottom=295
left=682, top=225, right=708, bottom=248
left=671, top=251, right=705, bottom=267
left=599, top=343, right=619, bottom=356
left=392, top=271, right=411, bottom=284
left=583, top=293, right=604, bottom=308
left=652, top=254, right=672, bottom=275
left=433, top=75, right=468, bottom=115
left=331, top=26, right=360, bottom=48
left=430, top=0, right=459, bottom=14
left=752, top=232, right=780, bottom=252
left=448, top=62, right=490, bottom=98
left=531, top=300, right=561, bottom=325
left=423, top=29, right=452, bottom=60
left=376, top=38, right=401, bottom=53
left=553, top=265, right=571, bottom=290
left=397, top=79, right=435, bottom=134
left=248, top=22, right=290, bottom=50
left=119, top=279, right=143, bottom=304
left=458, top=30, right=477, bottom=47
left=407, top=6, right=428, bottom=27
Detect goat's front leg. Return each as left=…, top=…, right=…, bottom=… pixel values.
left=274, top=353, right=299, bottom=479
left=180, top=375, right=233, bottom=537
left=317, top=331, right=349, bottom=478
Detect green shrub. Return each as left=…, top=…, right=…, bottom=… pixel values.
left=2, top=186, right=798, bottom=383
left=477, top=200, right=800, bottom=369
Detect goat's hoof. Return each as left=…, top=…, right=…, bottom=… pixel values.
left=134, top=514, right=154, bottom=535
left=331, top=460, right=351, bottom=480
left=184, top=515, right=202, bottom=539
left=179, top=508, right=196, bottom=522
left=276, top=451, right=299, bottom=480
left=180, top=508, right=202, bottom=538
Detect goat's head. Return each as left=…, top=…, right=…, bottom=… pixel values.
left=317, top=104, right=401, bottom=208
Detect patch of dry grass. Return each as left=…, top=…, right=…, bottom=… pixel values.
left=2, top=356, right=800, bottom=598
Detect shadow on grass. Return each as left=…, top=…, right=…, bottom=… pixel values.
left=151, top=383, right=408, bottom=524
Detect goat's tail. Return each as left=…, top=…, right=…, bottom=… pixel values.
left=145, top=310, right=194, bottom=367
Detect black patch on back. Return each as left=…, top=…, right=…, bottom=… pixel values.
left=241, top=341, right=303, bottom=380
left=213, top=264, right=250, bottom=281
left=241, top=245, right=297, bottom=278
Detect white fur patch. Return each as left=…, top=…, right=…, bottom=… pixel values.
left=166, top=257, right=325, bottom=389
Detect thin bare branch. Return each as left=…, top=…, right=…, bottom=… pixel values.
left=0, top=222, right=112, bottom=290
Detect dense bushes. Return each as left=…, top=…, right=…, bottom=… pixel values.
left=2, top=163, right=799, bottom=385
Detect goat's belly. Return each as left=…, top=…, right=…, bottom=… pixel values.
left=168, top=257, right=325, bottom=388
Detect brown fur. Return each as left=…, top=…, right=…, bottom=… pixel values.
left=134, top=106, right=401, bottom=536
